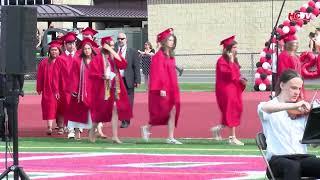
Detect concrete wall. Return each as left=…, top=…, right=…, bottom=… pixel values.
left=147, top=0, right=320, bottom=54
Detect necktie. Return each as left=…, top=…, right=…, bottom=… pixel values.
left=119, top=47, right=123, bottom=54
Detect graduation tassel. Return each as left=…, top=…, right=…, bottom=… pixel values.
left=104, top=79, right=110, bottom=100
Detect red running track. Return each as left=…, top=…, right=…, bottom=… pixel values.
left=17, top=91, right=316, bottom=138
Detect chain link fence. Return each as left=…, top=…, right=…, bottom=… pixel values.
left=27, top=53, right=262, bottom=85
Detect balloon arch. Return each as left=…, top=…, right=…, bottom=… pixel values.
left=254, top=0, right=320, bottom=91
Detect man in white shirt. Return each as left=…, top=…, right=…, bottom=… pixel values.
left=257, top=69, right=320, bottom=180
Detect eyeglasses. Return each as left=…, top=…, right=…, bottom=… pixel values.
left=117, top=38, right=126, bottom=41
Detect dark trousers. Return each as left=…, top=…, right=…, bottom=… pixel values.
left=123, top=77, right=135, bottom=122
left=269, top=154, right=320, bottom=180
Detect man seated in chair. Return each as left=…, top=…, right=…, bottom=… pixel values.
left=257, top=69, right=320, bottom=180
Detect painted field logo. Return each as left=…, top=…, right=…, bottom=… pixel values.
left=288, top=12, right=311, bottom=22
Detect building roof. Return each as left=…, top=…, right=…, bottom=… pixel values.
left=0, top=4, right=147, bottom=21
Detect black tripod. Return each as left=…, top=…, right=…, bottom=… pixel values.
left=0, top=75, right=29, bottom=180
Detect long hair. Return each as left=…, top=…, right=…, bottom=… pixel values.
left=48, top=47, right=62, bottom=60
left=144, top=41, right=153, bottom=50
left=80, top=44, right=97, bottom=60
left=160, top=34, right=177, bottom=58
left=222, top=41, right=240, bottom=67
left=275, top=69, right=303, bottom=96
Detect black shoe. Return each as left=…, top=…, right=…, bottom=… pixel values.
left=1, top=137, right=12, bottom=142
left=120, top=120, right=130, bottom=128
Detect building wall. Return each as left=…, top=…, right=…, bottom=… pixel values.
left=147, top=0, right=320, bottom=54
left=49, top=0, right=92, bottom=29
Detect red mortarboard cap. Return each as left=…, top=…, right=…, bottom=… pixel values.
left=48, top=40, right=62, bottom=48
left=283, top=34, right=298, bottom=43
left=220, top=35, right=235, bottom=49
left=156, top=28, right=174, bottom=43
left=101, top=36, right=113, bottom=46
left=81, top=27, right=98, bottom=37
left=80, top=38, right=99, bottom=48
left=62, top=32, right=77, bottom=43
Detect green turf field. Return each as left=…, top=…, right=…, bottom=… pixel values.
left=23, top=81, right=320, bottom=93
left=2, top=138, right=320, bottom=156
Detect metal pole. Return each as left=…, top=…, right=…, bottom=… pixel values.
left=250, top=53, right=255, bottom=85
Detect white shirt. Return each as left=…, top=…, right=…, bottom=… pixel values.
left=257, top=97, right=307, bottom=160
left=118, top=45, right=127, bottom=77
left=65, top=50, right=75, bottom=58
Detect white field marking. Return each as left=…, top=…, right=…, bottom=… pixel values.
left=214, top=171, right=265, bottom=180
left=109, top=161, right=244, bottom=168
left=0, top=152, right=124, bottom=163
left=0, top=145, right=260, bottom=152
left=25, top=172, right=87, bottom=180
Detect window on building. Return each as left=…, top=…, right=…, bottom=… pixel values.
left=2, top=0, right=51, bottom=5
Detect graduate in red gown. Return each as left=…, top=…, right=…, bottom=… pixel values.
left=36, top=40, right=62, bottom=135
left=53, top=32, right=78, bottom=136
left=77, top=27, right=100, bottom=53
left=277, top=34, right=301, bottom=77
left=211, top=35, right=247, bottom=146
left=276, top=34, right=304, bottom=99
left=88, top=36, right=132, bottom=143
left=140, top=28, right=182, bottom=145
left=66, top=38, right=98, bottom=140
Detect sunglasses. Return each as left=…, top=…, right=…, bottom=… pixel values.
left=117, top=38, right=126, bottom=40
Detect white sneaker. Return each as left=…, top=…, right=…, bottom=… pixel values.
left=210, top=125, right=223, bottom=141
left=166, top=138, right=183, bottom=145
left=228, top=136, right=244, bottom=146
left=141, top=125, right=151, bottom=142
left=67, top=130, right=75, bottom=139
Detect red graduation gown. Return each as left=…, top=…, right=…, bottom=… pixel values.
left=148, top=50, right=180, bottom=127
left=66, top=57, right=93, bottom=123
left=89, top=53, right=132, bottom=123
left=53, top=52, right=76, bottom=119
left=277, top=51, right=305, bottom=98
left=36, top=58, right=59, bottom=120
left=277, top=50, right=301, bottom=77
left=215, top=56, right=245, bottom=127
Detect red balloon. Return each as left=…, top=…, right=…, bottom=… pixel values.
left=263, top=79, right=271, bottom=86
left=276, top=28, right=284, bottom=36
left=289, top=26, right=296, bottom=34
left=255, top=78, right=263, bottom=85
left=283, top=20, right=290, bottom=26
left=313, top=8, right=320, bottom=16
left=257, top=67, right=264, bottom=74
left=309, top=1, right=316, bottom=7
left=296, top=19, right=304, bottom=26
left=300, top=7, right=307, bottom=12
left=260, top=57, right=267, bottom=64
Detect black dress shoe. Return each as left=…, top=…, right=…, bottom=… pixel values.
left=120, top=120, right=130, bottom=128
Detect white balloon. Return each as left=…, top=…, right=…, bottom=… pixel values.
left=259, top=83, right=267, bottom=91
left=295, top=25, right=301, bottom=32
left=255, top=73, right=260, bottom=79
left=303, top=3, right=309, bottom=8
left=267, top=75, right=272, bottom=82
left=262, top=62, right=271, bottom=70
left=282, top=26, right=290, bottom=34
left=260, top=51, right=266, bottom=57
left=316, top=2, right=320, bottom=9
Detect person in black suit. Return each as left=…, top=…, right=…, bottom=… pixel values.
left=116, top=32, right=141, bottom=128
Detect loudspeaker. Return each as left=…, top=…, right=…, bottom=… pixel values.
left=0, top=6, right=37, bottom=74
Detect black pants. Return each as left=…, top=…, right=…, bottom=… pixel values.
left=269, top=154, right=320, bottom=180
